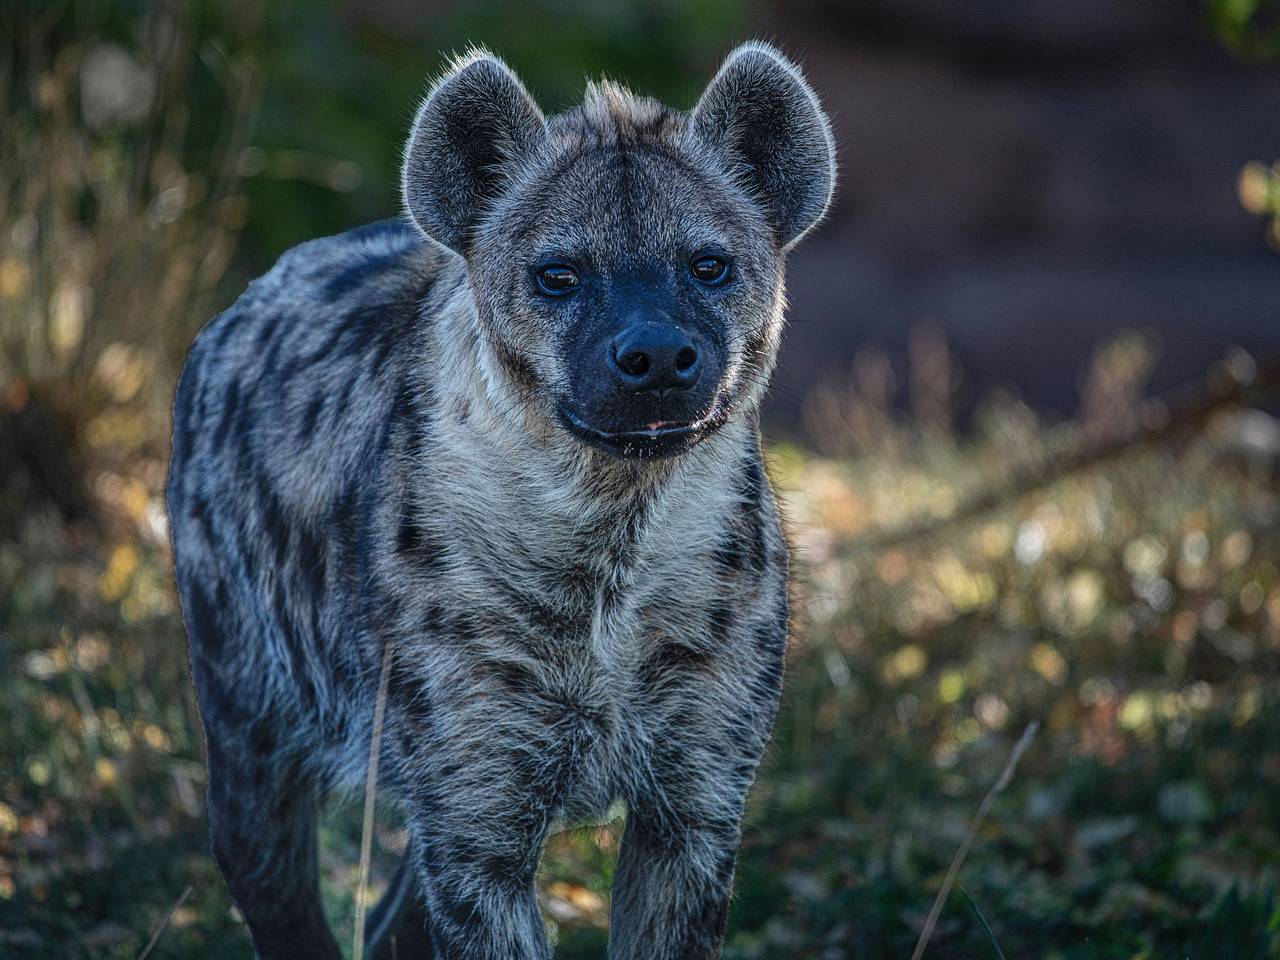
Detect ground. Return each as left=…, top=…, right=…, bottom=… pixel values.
left=1, top=371, right=1278, bottom=959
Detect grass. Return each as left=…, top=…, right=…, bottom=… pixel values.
left=2, top=356, right=1278, bottom=959
left=908, top=721, right=1039, bottom=960
left=957, top=886, right=1009, bottom=960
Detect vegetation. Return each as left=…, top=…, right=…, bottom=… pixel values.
left=1208, top=0, right=1280, bottom=61
left=2, top=2, right=1278, bottom=958
left=5, top=322, right=1278, bottom=957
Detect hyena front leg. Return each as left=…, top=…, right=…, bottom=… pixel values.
left=406, top=816, right=549, bottom=960
left=392, top=674, right=598, bottom=960
left=609, top=664, right=783, bottom=959
left=607, top=792, right=748, bottom=960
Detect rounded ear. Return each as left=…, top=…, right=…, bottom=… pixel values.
left=402, top=50, right=547, bottom=254
left=687, top=42, right=836, bottom=251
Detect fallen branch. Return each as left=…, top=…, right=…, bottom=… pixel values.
left=856, top=352, right=1280, bottom=553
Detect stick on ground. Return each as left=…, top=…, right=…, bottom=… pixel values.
left=909, top=721, right=1039, bottom=960
left=353, top=639, right=395, bottom=960
left=137, top=884, right=194, bottom=960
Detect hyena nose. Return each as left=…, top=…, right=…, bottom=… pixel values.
left=609, top=322, right=702, bottom=393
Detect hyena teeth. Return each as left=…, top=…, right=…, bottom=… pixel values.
left=168, top=39, right=834, bottom=960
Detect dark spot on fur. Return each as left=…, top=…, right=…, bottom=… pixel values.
left=492, top=340, right=538, bottom=393
left=485, top=659, right=541, bottom=696
left=254, top=468, right=289, bottom=567
left=640, top=641, right=714, bottom=687
left=213, top=380, right=241, bottom=454
left=189, top=495, right=214, bottom=543
left=248, top=720, right=276, bottom=757
left=388, top=661, right=433, bottom=728
left=260, top=326, right=288, bottom=379
left=436, top=881, right=489, bottom=936
left=712, top=527, right=748, bottom=572
left=299, top=394, right=325, bottom=440
left=392, top=379, right=419, bottom=422
left=707, top=600, right=736, bottom=647
left=183, top=579, right=226, bottom=657
left=479, top=851, right=537, bottom=893
left=295, top=521, right=328, bottom=601
left=207, top=308, right=242, bottom=355
left=395, top=501, right=447, bottom=573
left=419, top=603, right=447, bottom=635
left=733, top=455, right=769, bottom=572
left=254, top=317, right=277, bottom=351
left=323, top=247, right=407, bottom=299
left=491, top=577, right=575, bottom=638
left=346, top=304, right=388, bottom=356
left=329, top=651, right=353, bottom=689
left=395, top=507, right=423, bottom=554
left=331, top=486, right=362, bottom=584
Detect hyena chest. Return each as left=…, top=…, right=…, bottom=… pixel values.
left=411, top=580, right=666, bottom=822
left=512, top=579, right=727, bottom=828
left=384, top=521, right=736, bottom=824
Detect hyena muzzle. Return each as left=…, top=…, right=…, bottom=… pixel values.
left=167, top=41, right=835, bottom=960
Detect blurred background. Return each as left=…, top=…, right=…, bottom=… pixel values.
left=2, top=1, right=1280, bottom=957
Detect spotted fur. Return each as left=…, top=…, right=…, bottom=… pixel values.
left=168, top=41, right=835, bottom=960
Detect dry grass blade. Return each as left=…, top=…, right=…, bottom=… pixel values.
left=909, top=721, right=1039, bottom=960
left=353, top=639, right=396, bottom=960
left=136, top=884, right=194, bottom=960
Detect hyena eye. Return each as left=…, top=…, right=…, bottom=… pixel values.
left=535, top=263, right=580, bottom=296
left=690, top=255, right=730, bottom=286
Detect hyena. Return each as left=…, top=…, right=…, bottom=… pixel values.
left=167, top=41, right=835, bottom=959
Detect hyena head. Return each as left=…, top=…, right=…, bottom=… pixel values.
left=402, top=42, right=835, bottom=460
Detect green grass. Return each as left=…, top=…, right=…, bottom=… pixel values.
left=2, top=393, right=1278, bottom=958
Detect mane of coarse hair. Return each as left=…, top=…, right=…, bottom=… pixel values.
left=556, top=77, right=685, bottom=145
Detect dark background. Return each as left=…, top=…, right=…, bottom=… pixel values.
left=20, top=0, right=1267, bottom=424
left=764, top=0, right=1280, bottom=421
left=148, top=0, right=1280, bottom=422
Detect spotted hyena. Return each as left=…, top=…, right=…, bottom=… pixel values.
left=167, top=41, right=835, bottom=959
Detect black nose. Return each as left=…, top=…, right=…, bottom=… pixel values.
left=608, top=322, right=701, bottom=393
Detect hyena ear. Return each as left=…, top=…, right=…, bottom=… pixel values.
left=402, top=49, right=547, bottom=254
left=687, top=42, right=836, bottom=251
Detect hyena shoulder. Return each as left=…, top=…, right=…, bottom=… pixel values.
left=169, top=217, right=451, bottom=521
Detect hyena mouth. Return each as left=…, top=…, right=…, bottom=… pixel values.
left=558, top=405, right=728, bottom=459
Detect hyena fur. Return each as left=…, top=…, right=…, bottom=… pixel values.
left=167, top=41, right=835, bottom=960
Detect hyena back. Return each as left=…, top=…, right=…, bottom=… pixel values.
left=168, top=41, right=835, bottom=960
